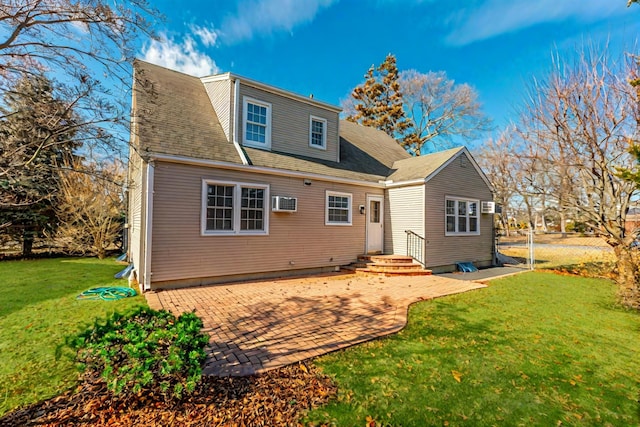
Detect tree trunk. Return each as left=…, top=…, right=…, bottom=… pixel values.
left=613, top=245, right=640, bottom=309
left=97, top=247, right=106, bottom=259
left=22, top=228, right=34, bottom=257
left=501, top=215, right=510, bottom=237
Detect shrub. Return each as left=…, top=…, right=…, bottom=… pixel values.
left=70, top=306, right=208, bottom=399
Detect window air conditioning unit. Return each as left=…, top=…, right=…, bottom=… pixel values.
left=481, top=201, right=496, bottom=214
left=272, top=196, right=297, bottom=212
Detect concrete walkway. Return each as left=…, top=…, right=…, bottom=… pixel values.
left=145, top=272, right=486, bottom=376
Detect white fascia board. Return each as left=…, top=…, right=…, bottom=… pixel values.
left=200, top=72, right=232, bottom=83
left=382, top=178, right=426, bottom=188
left=201, top=73, right=342, bottom=113
left=150, top=153, right=384, bottom=189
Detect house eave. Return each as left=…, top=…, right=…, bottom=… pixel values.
left=149, top=153, right=385, bottom=188
left=382, top=178, right=426, bottom=188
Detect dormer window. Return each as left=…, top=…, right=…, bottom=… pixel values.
left=243, top=97, right=272, bottom=149
left=309, top=116, right=327, bottom=150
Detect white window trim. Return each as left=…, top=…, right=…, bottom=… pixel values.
left=325, top=190, right=352, bottom=226
left=242, top=97, right=272, bottom=150
left=445, top=196, right=480, bottom=236
left=201, top=179, right=270, bottom=236
left=309, top=115, right=327, bottom=150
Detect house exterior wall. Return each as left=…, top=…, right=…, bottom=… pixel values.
left=238, top=83, right=340, bottom=162
left=384, top=184, right=425, bottom=256
left=127, top=149, right=147, bottom=286
left=203, top=79, right=232, bottom=142
left=148, top=161, right=381, bottom=288
left=424, top=152, right=494, bottom=272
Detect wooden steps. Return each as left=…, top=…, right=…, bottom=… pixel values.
left=343, top=254, right=432, bottom=276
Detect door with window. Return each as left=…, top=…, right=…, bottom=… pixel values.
left=366, top=195, right=384, bottom=254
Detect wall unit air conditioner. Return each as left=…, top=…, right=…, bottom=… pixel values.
left=272, top=196, right=297, bottom=212
left=481, top=201, right=496, bottom=214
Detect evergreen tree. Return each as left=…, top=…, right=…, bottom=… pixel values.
left=346, top=54, right=489, bottom=156
left=346, top=54, right=412, bottom=140
left=0, top=74, right=79, bottom=256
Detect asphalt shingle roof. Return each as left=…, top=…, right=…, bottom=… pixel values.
left=387, top=147, right=464, bottom=182
left=132, top=60, right=241, bottom=164
left=132, top=60, right=466, bottom=185
left=243, top=120, right=412, bottom=182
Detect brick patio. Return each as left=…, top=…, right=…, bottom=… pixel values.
left=145, top=272, right=486, bottom=376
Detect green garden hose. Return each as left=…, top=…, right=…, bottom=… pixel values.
left=76, top=287, right=137, bottom=301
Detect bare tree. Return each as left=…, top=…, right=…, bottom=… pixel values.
left=518, top=46, right=640, bottom=308
left=512, top=146, right=545, bottom=231
left=0, top=0, right=157, bottom=83
left=399, top=70, right=492, bottom=155
left=0, top=0, right=160, bottom=173
left=476, top=127, right=519, bottom=235
left=55, top=159, right=125, bottom=259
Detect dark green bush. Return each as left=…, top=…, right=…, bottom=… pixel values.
left=70, top=306, right=208, bottom=399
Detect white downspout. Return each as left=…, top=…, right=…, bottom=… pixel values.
left=232, top=78, right=249, bottom=165
left=143, top=162, right=155, bottom=291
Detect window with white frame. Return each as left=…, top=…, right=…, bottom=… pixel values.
left=243, top=97, right=272, bottom=149
left=202, top=180, right=269, bottom=235
left=326, top=191, right=352, bottom=225
left=309, top=116, right=327, bottom=149
left=445, top=197, right=479, bottom=235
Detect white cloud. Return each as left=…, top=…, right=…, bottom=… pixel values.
left=447, top=0, right=628, bottom=46
left=191, top=24, right=219, bottom=47
left=142, top=35, right=219, bottom=76
left=216, top=0, right=339, bottom=44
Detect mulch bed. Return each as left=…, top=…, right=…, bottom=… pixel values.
left=0, top=362, right=336, bottom=426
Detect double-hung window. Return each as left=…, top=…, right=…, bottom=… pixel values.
left=326, top=191, right=352, bottom=225
left=309, top=116, right=327, bottom=149
left=445, top=197, right=479, bottom=236
left=243, top=97, right=272, bottom=149
left=202, top=180, right=269, bottom=235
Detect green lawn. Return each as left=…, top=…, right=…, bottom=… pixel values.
left=306, top=272, right=640, bottom=426
left=2, top=260, right=639, bottom=425
left=0, top=257, right=145, bottom=417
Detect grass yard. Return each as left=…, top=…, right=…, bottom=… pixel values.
left=499, top=245, right=616, bottom=270
left=0, top=257, right=145, bottom=417
left=306, top=272, right=640, bottom=426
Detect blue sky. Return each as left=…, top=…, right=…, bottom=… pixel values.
left=140, top=0, right=638, bottom=134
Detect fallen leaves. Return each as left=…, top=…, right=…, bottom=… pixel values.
left=0, top=362, right=337, bottom=427
left=451, top=370, right=463, bottom=383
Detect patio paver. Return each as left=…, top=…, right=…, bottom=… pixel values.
left=145, top=272, right=486, bottom=376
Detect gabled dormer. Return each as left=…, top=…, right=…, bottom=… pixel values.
left=201, top=73, right=341, bottom=162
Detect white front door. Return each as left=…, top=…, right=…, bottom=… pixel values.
left=366, top=195, right=384, bottom=254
